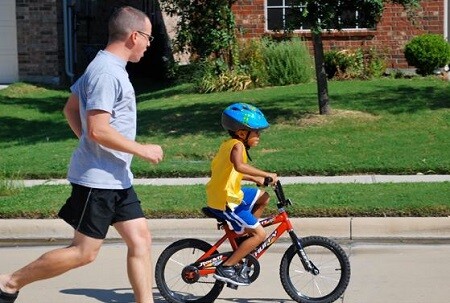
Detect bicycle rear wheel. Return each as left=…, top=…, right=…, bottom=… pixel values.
left=155, top=238, right=224, bottom=303
left=280, top=236, right=351, bottom=303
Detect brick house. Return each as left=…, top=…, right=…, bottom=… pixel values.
left=233, top=0, right=448, bottom=69
left=0, top=0, right=448, bottom=84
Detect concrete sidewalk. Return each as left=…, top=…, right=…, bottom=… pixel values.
left=17, top=174, right=450, bottom=187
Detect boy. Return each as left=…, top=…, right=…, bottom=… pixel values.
left=206, top=102, right=278, bottom=286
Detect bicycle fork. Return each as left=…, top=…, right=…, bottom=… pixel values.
left=288, top=230, right=320, bottom=275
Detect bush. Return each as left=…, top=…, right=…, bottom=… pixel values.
left=324, top=48, right=387, bottom=80
left=238, top=39, right=269, bottom=87
left=190, top=38, right=313, bottom=92
left=262, top=38, right=314, bottom=86
left=404, top=34, right=450, bottom=76
left=196, top=59, right=252, bottom=93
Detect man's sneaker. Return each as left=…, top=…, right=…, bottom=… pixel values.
left=214, top=265, right=250, bottom=286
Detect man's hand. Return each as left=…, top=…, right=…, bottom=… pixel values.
left=139, top=144, right=163, bottom=164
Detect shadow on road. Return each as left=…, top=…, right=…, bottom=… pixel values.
left=61, top=287, right=295, bottom=302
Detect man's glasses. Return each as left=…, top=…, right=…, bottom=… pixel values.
left=137, top=31, right=154, bottom=43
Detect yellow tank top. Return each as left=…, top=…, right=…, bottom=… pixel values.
left=206, top=138, right=247, bottom=210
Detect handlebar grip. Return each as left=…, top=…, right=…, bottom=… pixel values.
left=263, top=177, right=273, bottom=187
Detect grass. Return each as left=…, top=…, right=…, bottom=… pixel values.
left=0, top=182, right=449, bottom=219
left=0, top=78, right=449, bottom=178
left=0, top=77, right=449, bottom=217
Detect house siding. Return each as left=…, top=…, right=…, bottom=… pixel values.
left=232, top=0, right=445, bottom=69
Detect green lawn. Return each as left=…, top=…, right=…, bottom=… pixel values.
left=0, top=182, right=449, bottom=218
left=0, top=78, right=449, bottom=217
left=0, top=78, right=449, bottom=178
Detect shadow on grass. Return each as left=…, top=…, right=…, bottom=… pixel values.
left=332, top=83, right=449, bottom=114
left=0, top=96, right=72, bottom=145
left=1, top=79, right=448, bottom=145
left=137, top=80, right=449, bottom=137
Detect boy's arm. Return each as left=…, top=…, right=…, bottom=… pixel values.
left=231, top=142, right=278, bottom=185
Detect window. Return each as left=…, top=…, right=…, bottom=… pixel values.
left=266, top=1, right=375, bottom=31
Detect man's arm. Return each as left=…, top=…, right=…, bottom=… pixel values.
left=63, top=93, right=82, bottom=139
left=87, top=109, right=163, bottom=164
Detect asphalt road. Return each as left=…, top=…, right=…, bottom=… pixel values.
left=1, top=240, right=450, bottom=303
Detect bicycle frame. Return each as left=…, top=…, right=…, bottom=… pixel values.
left=195, top=207, right=308, bottom=277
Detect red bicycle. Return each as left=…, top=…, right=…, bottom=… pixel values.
left=155, top=180, right=351, bottom=303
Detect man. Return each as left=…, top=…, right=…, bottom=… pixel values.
left=0, top=6, right=162, bottom=303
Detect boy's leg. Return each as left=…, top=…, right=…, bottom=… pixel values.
left=251, top=191, right=270, bottom=219
left=0, top=231, right=103, bottom=295
left=222, top=225, right=265, bottom=266
left=114, top=218, right=153, bottom=303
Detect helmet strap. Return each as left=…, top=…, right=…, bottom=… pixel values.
left=244, top=131, right=253, bottom=162
left=232, top=130, right=253, bottom=162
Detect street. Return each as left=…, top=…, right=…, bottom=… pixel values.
left=1, top=241, right=450, bottom=302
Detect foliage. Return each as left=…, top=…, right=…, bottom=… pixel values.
left=287, top=0, right=420, bottom=33
left=237, top=39, right=269, bottom=87
left=193, top=38, right=313, bottom=92
left=404, top=34, right=450, bottom=76
left=160, top=0, right=236, bottom=60
left=262, top=39, right=314, bottom=86
left=324, top=48, right=387, bottom=79
left=197, top=66, right=252, bottom=93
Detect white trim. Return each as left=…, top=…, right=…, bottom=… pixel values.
left=0, top=0, right=18, bottom=83
left=445, top=0, right=449, bottom=41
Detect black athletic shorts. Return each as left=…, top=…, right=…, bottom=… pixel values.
left=58, top=183, right=145, bottom=239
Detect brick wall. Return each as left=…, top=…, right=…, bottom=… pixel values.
left=16, top=0, right=64, bottom=84
left=233, top=0, right=445, bottom=69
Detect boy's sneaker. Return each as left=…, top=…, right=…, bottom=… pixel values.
left=214, top=265, right=250, bottom=286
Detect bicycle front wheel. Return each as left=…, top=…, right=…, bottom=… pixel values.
left=280, top=236, right=351, bottom=303
left=155, top=238, right=224, bottom=303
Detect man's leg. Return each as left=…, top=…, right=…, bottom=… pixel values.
left=0, top=231, right=103, bottom=294
left=114, top=218, right=153, bottom=303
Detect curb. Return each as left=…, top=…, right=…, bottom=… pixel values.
left=1, top=217, right=449, bottom=244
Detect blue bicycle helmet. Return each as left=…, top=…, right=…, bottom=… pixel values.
left=221, top=102, right=269, bottom=132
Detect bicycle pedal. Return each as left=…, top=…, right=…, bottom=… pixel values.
left=226, top=282, right=239, bottom=290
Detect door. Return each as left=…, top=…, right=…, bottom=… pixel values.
left=0, top=0, right=18, bottom=83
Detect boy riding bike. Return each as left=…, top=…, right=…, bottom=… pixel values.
left=206, top=102, right=278, bottom=286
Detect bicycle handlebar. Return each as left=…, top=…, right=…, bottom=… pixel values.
left=263, top=177, right=292, bottom=208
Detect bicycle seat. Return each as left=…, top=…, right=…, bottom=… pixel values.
left=201, top=207, right=226, bottom=223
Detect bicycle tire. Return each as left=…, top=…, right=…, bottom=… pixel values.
left=155, top=238, right=225, bottom=303
left=280, top=236, right=351, bottom=303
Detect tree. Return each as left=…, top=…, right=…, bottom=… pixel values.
left=160, top=0, right=236, bottom=63
left=291, top=0, right=421, bottom=114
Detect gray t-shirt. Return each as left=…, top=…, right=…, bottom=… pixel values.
left=67, top=50, right=136, bottom=189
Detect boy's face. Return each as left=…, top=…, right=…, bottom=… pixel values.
left=236, top=130, right=261, bottom=147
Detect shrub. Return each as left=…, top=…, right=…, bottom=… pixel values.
left=324, top=48, right=386, bottom=80
left=238, top=39, right=269, bottom=87
left=262, top=38, right=314, bottom=86
left=404, top=34, right=450, bottom=76
left=196, top=59, right=252, bottom=93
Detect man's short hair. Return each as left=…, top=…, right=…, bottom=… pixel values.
left=108, top=6, right=149, bottom=42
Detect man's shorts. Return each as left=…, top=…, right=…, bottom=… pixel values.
left=58, top=183, right=145, bottom=239
left=207, top=187, right=261, bottom=234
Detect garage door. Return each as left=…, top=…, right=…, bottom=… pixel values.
left=0, top=0, right=18, bottom=83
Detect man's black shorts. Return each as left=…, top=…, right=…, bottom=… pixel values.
left=58, top=183, right=145, bottom=239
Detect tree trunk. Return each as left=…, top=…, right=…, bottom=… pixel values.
left=312, top=31, right=331, bottom=115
